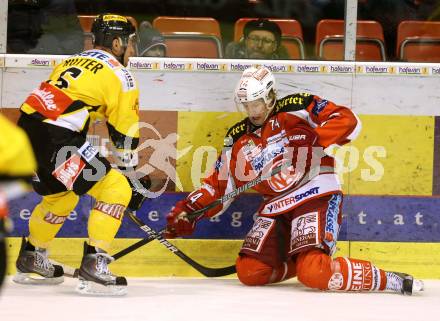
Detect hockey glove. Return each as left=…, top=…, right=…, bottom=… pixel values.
left=165, top=185, right=220, bottom=238
left=165, top=199, right=201, bottom=238
left=127, top=175, right=151, bottom=211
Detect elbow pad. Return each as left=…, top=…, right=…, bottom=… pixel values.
left=107, top=122, right=139, bottom=169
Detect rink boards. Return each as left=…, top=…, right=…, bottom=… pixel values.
left=1, top=56, right=440, bottom=278
left=6, top=192, right=440, bottom=242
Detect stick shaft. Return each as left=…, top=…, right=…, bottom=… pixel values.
left=127, top=211, right=236, bottom=277
left=189, top=160, right=292, bottom=220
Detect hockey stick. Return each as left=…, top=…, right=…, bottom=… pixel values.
left=187, top=158, right=295, bottom=220
left=62, top=219, right=236, bottom=279
left=112, top=233, right=160, bottom=260
left=187, top=146, right=324, bottom=220
left=50, top=259, right=78, bottom=278
left=114, top=156, right=306, bottom=277
left=109, top=147, right=322, bottom=261
left=126, top=210, right=237, bottom=277
left=85, top=158, right=300, bottom=268
left=61, top=150, right=318, bottom=278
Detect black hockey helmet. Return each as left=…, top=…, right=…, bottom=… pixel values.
left=91, top=14, right=135, bottom=49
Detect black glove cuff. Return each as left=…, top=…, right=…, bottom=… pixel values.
left=127, top=175, right=152, bottom=211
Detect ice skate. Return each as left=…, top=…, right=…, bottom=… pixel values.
left=76, top=242, right=127, bottom=296
left=385, top=271, right=424, bottom=295
left=13, top=237, right=64, bottom=285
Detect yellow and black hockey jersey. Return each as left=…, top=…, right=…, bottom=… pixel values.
left=20, top=49, right=140, bottom=165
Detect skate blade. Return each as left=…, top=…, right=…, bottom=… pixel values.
left=413, top=279, right=424, bottom=292
left=75, top=279, right=127, bottom=296
left=13, top=272, right=64, bottom=285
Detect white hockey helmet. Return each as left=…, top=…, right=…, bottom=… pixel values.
left=234, top=66, right=277, bottom=110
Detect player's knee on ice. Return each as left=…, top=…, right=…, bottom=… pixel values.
left=296, top=249, right=335, bottom=290
left=236, top=255, right=296, bottom=286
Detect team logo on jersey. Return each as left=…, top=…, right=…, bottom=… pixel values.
left=267, top=158, right=304, bottom=192
left=78, top=141, right=98, bottom=162
left=78, top=50, right=120, bottom=70
left=288, top=134, right=307, bottom=141
left=324, top=194, right=341, bottom=253
left=25, top=82, right=73, bottom=120
left=43, top=212, right=67, bottom=225
left=242, top=217, right=275, bottom=252
left=312, top=98, right=328, bottom=116
left=52, top=153, right=86, bottom=190
left=290, top=212, right=319, bottom=254
left=108, top=58, right=120, bottom=68
left=264, top=186, right=320, bottom=214
left=250, top=142, right=285, bottom=172
left=242, top=140, right=262, bottom=162
left=266, top=130, right=286, bottom=144
left=94, top=201, right=125, bottom=220
left=115, top=68, right=136, bottom=91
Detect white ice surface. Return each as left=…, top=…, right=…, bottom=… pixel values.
left=0, top=277, right=439, bottom=321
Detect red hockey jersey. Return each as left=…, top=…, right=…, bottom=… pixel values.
left=185, top=92, right=361, bottom=218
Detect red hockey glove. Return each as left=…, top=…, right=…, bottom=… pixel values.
left=165, top=199, right=198, bottom=238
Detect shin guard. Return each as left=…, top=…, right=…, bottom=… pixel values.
left=87, top=170, right=131, bottom=251
left=28, top=191, right=79, bottom=248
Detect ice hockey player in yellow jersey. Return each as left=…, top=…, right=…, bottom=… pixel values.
left=0, top=114, right=37, bottom=291
left=13, top=14, right=147, bottom=296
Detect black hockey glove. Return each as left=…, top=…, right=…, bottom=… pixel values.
left=127, top=175, right=151, bottom=211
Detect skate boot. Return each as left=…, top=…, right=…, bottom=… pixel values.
left=13, top=236, right=64, bottom=285
left=76, top=242, right=127, bottom=296
left=385, top=271, right=424, bottom=295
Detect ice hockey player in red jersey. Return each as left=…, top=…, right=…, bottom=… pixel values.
left=166, top=66, right=424, bottom=295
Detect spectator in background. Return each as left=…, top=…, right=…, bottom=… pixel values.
left=225, top=18, right=290, bottom=59
left=135, top=21, right=167, bottom=57
left=7, top=0, right=83, bottom=54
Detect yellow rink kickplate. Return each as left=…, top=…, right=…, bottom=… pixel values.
left=6, top=238, right=440, bottom=279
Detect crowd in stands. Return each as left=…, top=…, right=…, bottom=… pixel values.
left=6, top=0, right=440, bottom=62
left=225, top=19, right=290, bottom=60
